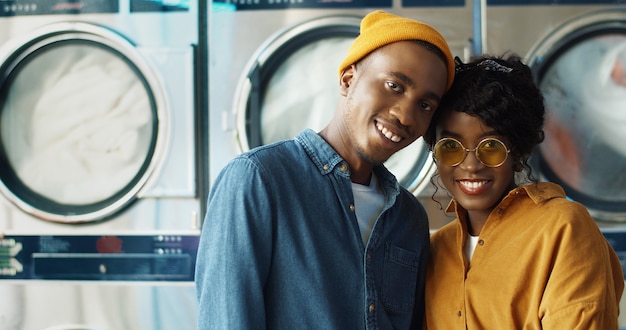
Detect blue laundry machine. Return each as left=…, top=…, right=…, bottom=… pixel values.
left=207, top=0, right=475, bottom=230
left=0, top=0, right=205, bottom=329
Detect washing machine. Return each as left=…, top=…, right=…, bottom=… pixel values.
left=207, top=0, right=474, bottom=230
left=484, top=1, right=626, bottom=327
left=0, top=0, right=204, bottom=329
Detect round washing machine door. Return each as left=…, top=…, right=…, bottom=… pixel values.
left=234, top=15, right=435, bottom=195
left=527, top=9, right=626, bottom=221
left=0, top=22, right=168, bottom=223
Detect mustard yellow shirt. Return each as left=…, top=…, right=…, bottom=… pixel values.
left=425, top=182, right=624, bottom=329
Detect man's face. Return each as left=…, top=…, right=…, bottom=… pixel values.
left=339, top=40, right=448, bottom=165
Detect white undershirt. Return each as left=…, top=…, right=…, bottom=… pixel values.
left=352, top=174, right=384, bottom=245
left=464, top=234, right=480, bottom=262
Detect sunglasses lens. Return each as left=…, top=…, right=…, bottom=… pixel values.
left=477, top=139, right=508, bottom=166
left=434, top=138, right=466, bottom=166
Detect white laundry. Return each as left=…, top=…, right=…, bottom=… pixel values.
left=7, top=45, right=153, bottom=205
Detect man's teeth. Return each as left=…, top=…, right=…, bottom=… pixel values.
left=460, top=181, right=487, bottom=189
left=376, top=123, right=402, bottom=142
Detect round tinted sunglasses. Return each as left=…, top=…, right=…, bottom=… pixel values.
left=433, top=137, right=511, bottom=167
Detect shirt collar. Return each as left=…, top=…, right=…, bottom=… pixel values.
left=295, top=129, right=345, bottom=175
left=295, top=129, right=399, bottom=194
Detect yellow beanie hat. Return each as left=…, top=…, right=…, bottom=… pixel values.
left=338, top=10, right=455, bottom=91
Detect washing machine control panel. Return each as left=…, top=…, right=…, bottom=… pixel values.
left=0, top=234, right=200, bottom=281
left=0, top=0, right=189, bottom=16
left=602, top=230, right=626, bottom=280
left=212, top=0, right=391, bottom=10
left=212, top=0, right=469, bottom=10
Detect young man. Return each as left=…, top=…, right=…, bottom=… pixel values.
left=195, top=10, right=454, bottom=329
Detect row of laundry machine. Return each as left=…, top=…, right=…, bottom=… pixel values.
left=0, top=0, right=204, bottom=328
left=0, top=0, right=624, bottom=328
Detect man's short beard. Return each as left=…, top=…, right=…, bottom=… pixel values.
left=357, top=147, right=385, bottom=166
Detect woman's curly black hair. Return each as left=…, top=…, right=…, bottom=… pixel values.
left=423, top=53, right=545, bottom=183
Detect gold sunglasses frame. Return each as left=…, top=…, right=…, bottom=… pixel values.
left=433, top=137, right=511, bottom=167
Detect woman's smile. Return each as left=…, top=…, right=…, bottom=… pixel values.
left=456, top=179, right=491, bottom=195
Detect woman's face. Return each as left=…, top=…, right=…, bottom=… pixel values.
left=435, top=108, right=516, bottom=219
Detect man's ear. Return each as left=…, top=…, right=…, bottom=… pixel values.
left=339, top=64, right=356, bottom=96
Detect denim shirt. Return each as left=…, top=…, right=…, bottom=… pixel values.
left=195, top=129, right=429, bottom=329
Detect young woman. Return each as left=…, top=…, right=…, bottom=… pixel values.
left=423, top=54, right=624, bottom=329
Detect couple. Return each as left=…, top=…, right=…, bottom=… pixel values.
left=195, top=10, right=623, bottom=329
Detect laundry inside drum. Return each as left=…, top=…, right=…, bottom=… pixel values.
left=538, top=33, right=626, bottom=210
left=0, top=42, right=155, bottom=206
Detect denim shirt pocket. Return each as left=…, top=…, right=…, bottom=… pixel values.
left=381, top=243, right=420, bottom=312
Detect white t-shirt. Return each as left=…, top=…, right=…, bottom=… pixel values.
left=352, top=174, right=384, bottom=245
left=464, top=234, right=480, bottom=262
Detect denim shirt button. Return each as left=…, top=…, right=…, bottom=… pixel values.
left=339, top=164, right=348, bottom=172
left=368, top=303, right=375, bottom=313
left=349, top=204, right=355, bottom=212
left=323, top=164, right=329, bottom=171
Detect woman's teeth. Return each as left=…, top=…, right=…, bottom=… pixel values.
left=460, top=181, right=487, bottom=189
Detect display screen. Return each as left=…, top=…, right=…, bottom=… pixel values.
left=602, top=230, right=626, bottom=280
left=402, top=0, right=464, bottom=6
left=211, top=0, right=392, bottom=10
left=131, top=0, right=189, bottom=12
left=0, top=0, right=119, bottom=16
left=0, top=0, right=191, bottom=16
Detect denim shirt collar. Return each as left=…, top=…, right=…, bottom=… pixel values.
left=296, top=129, right=400, bottom=200
left=296, top=129, right=345, bottom=175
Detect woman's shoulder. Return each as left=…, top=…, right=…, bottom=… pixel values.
left=519, top=183, right=605, bottom=238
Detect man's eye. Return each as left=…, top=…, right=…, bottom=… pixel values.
left=420, top=101, right=434, bottom=112
left=386, top=81, right=402, bottom=93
